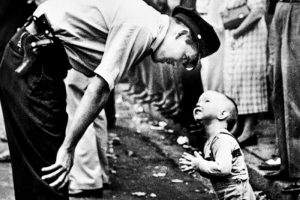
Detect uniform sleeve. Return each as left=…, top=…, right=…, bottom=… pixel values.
left=198, top=136, right=233, bottom=176
left=94, top=23, right=153, bottom=91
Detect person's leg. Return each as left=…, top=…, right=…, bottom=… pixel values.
left=261, top=0, right=280, bottom=167
left=105, top=89, right=116, bottom=129
left=231, top=115, right=245, bottom=138
left=237, top=115, right=258, bottom=147
left=66, top=69, right=108, bottom=196
left=156, top=64, right=183, bottom=118
left=280, top=4, right=300, bottom=178
left=95, top=111, right=110, bottom=185
left=0, top=104, right=6, bottom=141
left=200, top=29, right=224, bottom=93
left=131, top=56, right=153, bottom=102
left=0, top=103, right=10, bottom=162
left=266, top=3, right=288, bottom=178
left=0, top=28, right=69, bottom=200
left=124, top=65, right=146, bottom=95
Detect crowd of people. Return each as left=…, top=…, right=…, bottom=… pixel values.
left=126, top=0, right=300, bottom=184
left=120, top=0, right=300, bottom=196
left=0, top=0, right=299, bottom=199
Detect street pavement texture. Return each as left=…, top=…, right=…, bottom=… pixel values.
left=1, top=83, right=291, bottom=200
left=0, top=88, right=217, bottom=200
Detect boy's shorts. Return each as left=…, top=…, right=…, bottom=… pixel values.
left=213, top=179, right=255, bottom=200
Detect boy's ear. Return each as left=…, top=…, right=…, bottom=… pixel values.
left=217, top=110, right=229, bottom=121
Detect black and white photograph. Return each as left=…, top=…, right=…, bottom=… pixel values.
left=0, top=0, right=299, bottom=199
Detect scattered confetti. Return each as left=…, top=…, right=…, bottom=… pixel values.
left=153, top=172, right=167, bottom=177
left=131, top=192, right=147, bottom=197
left=149, top=193, right=157, bottom=198
left=171, top=179, right=184, bottom=183
left=153, top=166, right=168, bottom=177
left=177, top=136, right=189, bottom=145
left=127, top=150, right=136, bottom=157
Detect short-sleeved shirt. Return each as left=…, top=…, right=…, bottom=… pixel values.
left=201, top=129, right=249, bottom=182
left=33, top=0, right=170, bottom=90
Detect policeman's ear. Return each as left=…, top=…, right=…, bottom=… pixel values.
left=217, top=110, right=229, bottom=121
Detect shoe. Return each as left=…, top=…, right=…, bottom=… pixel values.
left=265, top=157, right=281, bottom=165
left=0, top=150, right=10, bottom=162
left=258, top=157, right=281, bottom=170
left=258, top=162, right=280, bottom=171
left=138, top=94, right=154, bottom=104
left=152, top=96, right=167, bottom=108
left=140, top=93, right=162, bottom=104
left=264, top=170, right=289, bottom=180
left=282, top=183, right=300, bottom=194
left=131, top=90, right=148, bottom=100
left=238, top=134, right=258, bottom=148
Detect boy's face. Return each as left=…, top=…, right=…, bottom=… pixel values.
left=193, top=91, right=225, bottom=122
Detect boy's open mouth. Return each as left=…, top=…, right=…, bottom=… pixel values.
left=194, top=106, right=202, bottom=115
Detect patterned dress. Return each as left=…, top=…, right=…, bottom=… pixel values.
left=223, top=0, right=268, bottom=115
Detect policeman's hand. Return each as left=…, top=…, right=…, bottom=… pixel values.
left=41, top=146, right=74, bottom=190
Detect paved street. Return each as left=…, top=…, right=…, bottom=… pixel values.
left=0, top=91, right=216, bottom=200
left=98, top=125, right=216, bottom=200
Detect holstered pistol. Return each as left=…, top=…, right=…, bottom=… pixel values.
left=14, top=14, right=54, bottom=77
left=14, top=32, right=40, bottom=76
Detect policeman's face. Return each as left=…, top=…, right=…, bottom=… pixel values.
left=193, top=91, right=225, bottom=122
left=152, top=30, right=198, bottom=68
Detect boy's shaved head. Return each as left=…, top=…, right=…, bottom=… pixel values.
left=223, top=95, right=238, bottom=131
left=194, top=91, right=238, bottom=131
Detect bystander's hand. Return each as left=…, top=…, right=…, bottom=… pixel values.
left=41, top=146, right=74, bottom=190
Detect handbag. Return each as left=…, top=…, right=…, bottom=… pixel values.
left=221, top=3, right=250, bottom=30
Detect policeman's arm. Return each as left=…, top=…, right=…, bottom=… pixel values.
left=63, top=75, right=110, bottom=151
left=41, top=75, right=110, bottom=190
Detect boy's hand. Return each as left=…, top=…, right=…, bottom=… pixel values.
left=179, top=151, right=203, bottom=174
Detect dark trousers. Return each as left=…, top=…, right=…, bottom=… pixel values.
left=270, top=3, right=300, bottom=178
left=0, top=28, right=70, bottom=199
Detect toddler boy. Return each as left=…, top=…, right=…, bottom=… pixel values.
left=179, top=91, right=255, bottom=200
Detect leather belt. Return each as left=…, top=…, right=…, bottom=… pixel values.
left=279, top=0, right=300, bottom=3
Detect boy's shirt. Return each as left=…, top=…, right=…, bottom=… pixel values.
left=200, top=129, right=249, bottom=182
